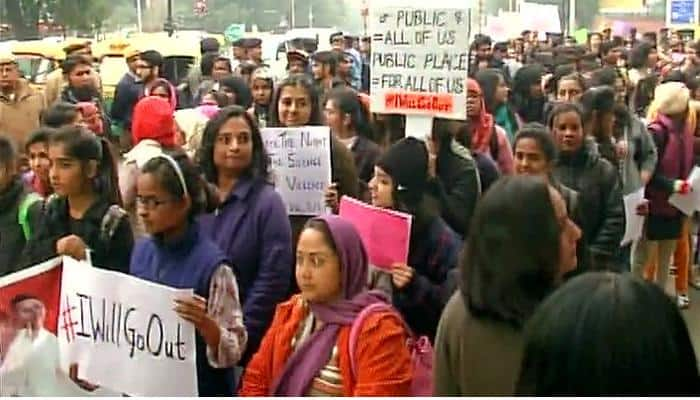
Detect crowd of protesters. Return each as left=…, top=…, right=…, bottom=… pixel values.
left=0, top=26, right=699, bottom=396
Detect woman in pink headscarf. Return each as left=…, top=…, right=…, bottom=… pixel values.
left=144, top=78, right=178, bottom=111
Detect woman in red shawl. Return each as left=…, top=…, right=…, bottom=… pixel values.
left=466, top=79, right=514, bottom=174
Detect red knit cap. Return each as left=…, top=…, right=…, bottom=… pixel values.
left=131, top=96, right=176, bottom=147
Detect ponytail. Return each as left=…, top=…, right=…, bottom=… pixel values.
left=49, top=127, right=122, bottom=207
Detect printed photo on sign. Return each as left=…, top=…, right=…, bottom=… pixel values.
left=0, top=258, right=101, bottom=396
left=261, top=126, right=332, bottom=216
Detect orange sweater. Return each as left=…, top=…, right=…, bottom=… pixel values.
left=239, top=295, right=412, bottom=396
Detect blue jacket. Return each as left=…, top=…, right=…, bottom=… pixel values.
left=130, top=222, right=234, bottom=396
left=110, top=72, right=143, bottom=130
left=394, top=215, right=461, bottom=341
left=198, top=177, right=293, bottom=365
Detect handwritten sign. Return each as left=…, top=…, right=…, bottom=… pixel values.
left=369, top=1, right=468, bottom=119
left=261, top=126, right=332, bottom=216
left=338, top=196, right=412, bottom=270
left=58, top=258, right=197, bottom=397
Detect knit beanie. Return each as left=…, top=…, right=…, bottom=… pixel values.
left=654, top=82, right=690, bottom=116
left=131, top=96, right=176, bottom=147
left=377, top=137, right=428, bottom=204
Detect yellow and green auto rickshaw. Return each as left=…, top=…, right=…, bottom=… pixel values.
left=10, top=40, right=64, bottom=92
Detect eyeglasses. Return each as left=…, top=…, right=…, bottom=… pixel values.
left=136, top=196, right=174, bottom=210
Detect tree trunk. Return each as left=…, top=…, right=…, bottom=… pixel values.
left=4, top=0, right=39, bottom=39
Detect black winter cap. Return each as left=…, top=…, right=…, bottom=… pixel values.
left=377, top=137, right=428, bottom=204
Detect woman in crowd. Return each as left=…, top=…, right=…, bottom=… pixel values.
left=21, top=126, right=133, bottom=271
left=250, top=68, right=274, bottom=128
left=130, top=152, right=247, bottom=396
left=434, top=176, right=582, bottom=395
left=467, top=79, right=514, bottom=174
left=268, top=74, right=359, bottom=234
left=547, top=103, right=624, bottom=271
left=587, top=32, right=603, bottom=58
left=475, top=69, right=519, bottom=143
left=512, top=123, right=588, bottom=270
left=0, top=137, right=43, bottom=274
left=198, top=106, right=293, bottom=367
left=628, top=42, right=659, bottom=87
left=579, top=86, right=619, bottom=168
left=324, top=87, right=381, bottom=201
left=511, top=64, right=547, bottom=124
left=145, top=77, right=178, bottom=111
left=555, top=73, right=587, bottom=103
left=427, top=118, right=481, bottom=237
left=240, top=215, right=412, bottom=396
left=219, top=76, right=254, bottom=110
left=368, top=137, right=461, bottom=339
left=119, top=96, right=179, bottom=239
left=633, top=82, right=695, bottom=308
left=516, top=272, right=699, bottom=395
left=23, top=128, right=54, bottom=197
left=591, top=67, right=658, bottom=196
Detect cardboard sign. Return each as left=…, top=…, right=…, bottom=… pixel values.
left=369, top=1, right=468, bottom=120
left=261, top=126, right=332, bottom=216
left=58, top=258, right=197, bottom=397
left=338, top=197, right=412, bottom=270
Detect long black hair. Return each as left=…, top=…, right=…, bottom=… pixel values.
left=197, top=105, right=270, bottom=185
left=268, top=73, right=322, bottom=127
left=324, top=87, right=374, bottom=141
left=517, top=272, right=700, bottom=395
left=219, top=76, right=253, bottom=109
left=511, top=64, right=546, bottom=123
left=461, top=175, right=561, bottom=327
left=49, top=126, right=122, bottom=206
left=474, top=68, right=506, bottom=114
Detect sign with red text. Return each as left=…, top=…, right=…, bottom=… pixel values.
left=369, top=0, right=468, bottom=119
left=338, top=196, right=412, bottom=270
left=57, top=257, right=197, bottom=397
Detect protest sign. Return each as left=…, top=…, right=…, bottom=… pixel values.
left=261, top=126, right=332, bottom=216
left=338, top=196, right=412, bottom=270
left=368, top=0, right=469, bottom=138
left=57, top=257, right=197, bottom=397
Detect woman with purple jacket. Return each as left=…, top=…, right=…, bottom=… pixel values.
left=197, top=106, right=293, bottom=368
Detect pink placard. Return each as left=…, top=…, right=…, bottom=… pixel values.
left=338, top=197, right=412, bottom=270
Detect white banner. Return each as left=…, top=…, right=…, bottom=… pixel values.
left=369, top=2, right=468, bottom=119
left=261, top=126, right=332, bottom=216
left=57, top=258, right=197, bottom=397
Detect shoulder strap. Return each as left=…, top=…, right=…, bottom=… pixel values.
left=100, top=205, right=127, bottom=244
left=489, top=126, right=499, bottom=159
left=18, top=193, right=42, bottom=240
left=348, top=302, right=408, bottom=379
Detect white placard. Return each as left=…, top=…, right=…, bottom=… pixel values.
left=669, top=166, right=700, bottom=216
left=621, top=187, right=645, bottom=246
left=369, top=2, right=468, bottom=119
left=261, top=126, right=332, bottom=216
left=57, top=258, right=197, bottom=397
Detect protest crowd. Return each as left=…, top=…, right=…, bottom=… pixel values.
left=1, top=16, right=700, bottom=397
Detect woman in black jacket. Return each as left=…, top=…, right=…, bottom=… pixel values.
left=548, top=103, right=625, bottom=271
left=21, top=126, right=133, bottom=271
left=427, top=118, right=481, bottom=237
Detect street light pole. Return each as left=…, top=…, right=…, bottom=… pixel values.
left=136, top=0, right=143, bottom=33
left=165, top=0, right=174, bottom=36
left=291, top=0, right=296, bottom=28
left=568, top=0, right=576, bottom=35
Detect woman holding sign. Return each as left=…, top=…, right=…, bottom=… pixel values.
left=130, top=152, right=247, bottom=396
left=240, top=215, right=412, bottom=396
left=197, top=106, right=293, bottom=369
left=368, top=137, right=461, bottom=340
left=268, top=74, right=359, bottom=242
